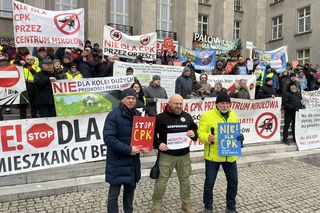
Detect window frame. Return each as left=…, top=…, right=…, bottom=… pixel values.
left=110, top=0, right=129, bottom=25
left=296, top=49, right=310, bottom=65
left=55, top=0, right=77, bottom=11
left=199, top=0, right=210, bottom=4
left=198, top=14, right=208, bottom=35
left=234, top=0, right=241, bottom=11
left=233, top=20, right=241, bottom=40
left=297, top=6, right=311, bottom=34
left=271, top=15, right=283, bottom=40
left=157, top=0, right=172, bottom=31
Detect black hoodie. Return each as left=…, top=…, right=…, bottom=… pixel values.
left=153, top=104, right=198, bottom=156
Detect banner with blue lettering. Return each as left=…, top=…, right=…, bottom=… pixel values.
left=218, top=122, right=241, bottom=156
left=257, top=46, right=288, bottom=73
left=178, top=46, right=216, bottom=70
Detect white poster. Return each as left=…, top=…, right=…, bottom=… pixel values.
left=103, top=26, right=157, bottom=61
left=12, top=1, right=84, bottom=48
left=0, top=114, right=107, bottom=176
left=301, top=90, right=320, bottom=109
left=167, top=132, right=190, bottom=150
left=295, top=109, right=320, bottom=151
left=113, top=61, right=183, bottom=97
left=157, top=97, right=282, bottom=151
left=0, top=65, right=28, bottom=105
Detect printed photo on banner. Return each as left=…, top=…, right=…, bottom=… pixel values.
left=218, top=123, right=241, bottom=156
left=178, top=45, right=216, bottom=70
left=12, top=1, right=84, bottom=48
left=257, top=46, right=288, bottom=73
left=103, top=25, right=156, bottom=61
left=131, top=116, right=156, bottom=152
left=0, top=65, right=28, bottom=105
left=51, top=76, right=134, bottom=116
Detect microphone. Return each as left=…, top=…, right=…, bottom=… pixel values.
left=210, top=127, right=214, bottom=144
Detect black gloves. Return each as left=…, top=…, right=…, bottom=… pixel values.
left=236, top=133, right=244, bottom=141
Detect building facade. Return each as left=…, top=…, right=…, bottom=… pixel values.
left=0, top=0, right=319, bottom=65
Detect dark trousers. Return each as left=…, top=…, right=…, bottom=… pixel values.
left=203, top=160, right=238, bottom=211
left=108, top=184, right=136, bottom=213
left=0, top=107, right=3, bottom=121
left=283, top=111, right=296, bottom=141
left=38, top=104, right=56, bottom=117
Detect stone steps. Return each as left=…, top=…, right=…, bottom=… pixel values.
left=0, top=143, right=316, bottom=202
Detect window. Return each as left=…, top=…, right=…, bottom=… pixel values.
left=199, top=0, right=209, bottom=4
left=55, top=0, right=77, bottom=10
left=233, top=20, right=240, bottom=40
left=297, top=49, right=310, bottom=65
left=297, top=6, right=311, bottom=33
left=272, top=16, right=282, bottom=40
left=157, top=0, right=172, bottom=31
left=110, top=0, right=128, bottom=25
left=198, top=15, right=208, bottom=35
left=273, top=0, right=283, bottom=3
left=234, top=0, right=241, bottom=11
left=1, top=0, right=15, bottom=18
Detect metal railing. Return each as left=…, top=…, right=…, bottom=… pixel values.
left=156, top=30, right=177, bottom=40
left=107, top=23, right=133, bottom=35
left=0, top=9, right=12, bottom=18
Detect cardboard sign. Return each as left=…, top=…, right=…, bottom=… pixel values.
left=217, top=123, right=241, bottom=156
left=163, top=37, right=174, bottom=51
left=131, top=116, right=156, bottom=152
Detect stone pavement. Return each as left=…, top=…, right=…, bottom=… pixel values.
left=0, top=159, right=320, bottom=213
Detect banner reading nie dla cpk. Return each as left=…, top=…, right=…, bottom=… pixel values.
left=103, top=26, right=157, bottom=61
left=12, top=1, right=84, bottom=48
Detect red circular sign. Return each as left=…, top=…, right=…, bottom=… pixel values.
left=110, top=29, right=122, bottom=41
left=27, top=124, right=54, bottom=148
left=0, top=65, right=20, bottom=88
left=140, top=35, right=150, bottom=45
left=255, top=112, right=278, bottom=139
left=54, top=13, right=81, bottom=35
left=249, top=83, right=254, bottom=90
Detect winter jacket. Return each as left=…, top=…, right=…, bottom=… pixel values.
left=229, top=87, right=250, bottom=99
left=144, top=82, right=168, bottom=116
left=282, top=91, right=303, bottom=113
left=257, top=85, right=276, bottom=99
left=153, top=105, right=198, bottom=156
left=175, top=75, right=193, bottom=99
left=34, top=70, right=61, bottom=105
left=198, top=107, right=239, bottom=162
left=103, top=104, right=141, bottom=186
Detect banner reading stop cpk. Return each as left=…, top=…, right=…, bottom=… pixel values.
left=103, top=25, right=157, bottom=61
left=12, top=1, right=84, bottom=48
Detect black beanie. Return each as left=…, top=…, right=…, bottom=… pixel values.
left=216, top=92, right=231, bottom=104
left=289, top=73, right=296, bottom=78
left=121, top=88, right=137, bottom=100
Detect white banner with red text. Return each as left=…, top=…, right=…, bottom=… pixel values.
left=12, top=1, right=84, bottom=48
left=157, top=97, right=282, bottom=151
left=0, top=114, right=106, bottom=176
left=295, top=109, right=320, bottom=151
left=103, top=26, right=156, bottom=61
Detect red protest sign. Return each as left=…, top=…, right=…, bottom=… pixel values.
left=27, top=123, right=54, bottom=148
left=131, top=116, right=156, bottom=152
left=0, top=65, right=21, bottom=88
left=163, top=37, right=174, bottom=51
left=291, top=60, right=299, bottom=69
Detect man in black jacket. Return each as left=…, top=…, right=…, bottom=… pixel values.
left=151, top=94, right=198, bottom=213
left=282, top=82, right=304, bottom=145
left=34, top=58, right=60, bottom=117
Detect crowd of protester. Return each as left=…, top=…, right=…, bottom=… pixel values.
left=1, top=38, right=320, bottom=121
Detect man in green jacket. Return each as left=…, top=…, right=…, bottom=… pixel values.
left=198, top=92, right=243, bottom=213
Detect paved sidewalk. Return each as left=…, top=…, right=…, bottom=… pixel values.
left=0, top=159, right=320, bottom=213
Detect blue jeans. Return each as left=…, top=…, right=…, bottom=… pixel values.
left=107, top=184, right=136, bottom=213
left=203, top=160, right=238, bottom=211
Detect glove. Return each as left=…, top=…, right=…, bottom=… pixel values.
left=236, top=133, right=244, bottom=141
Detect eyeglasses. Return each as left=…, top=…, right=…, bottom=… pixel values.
left=71, top=66, right=77, bottom=68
